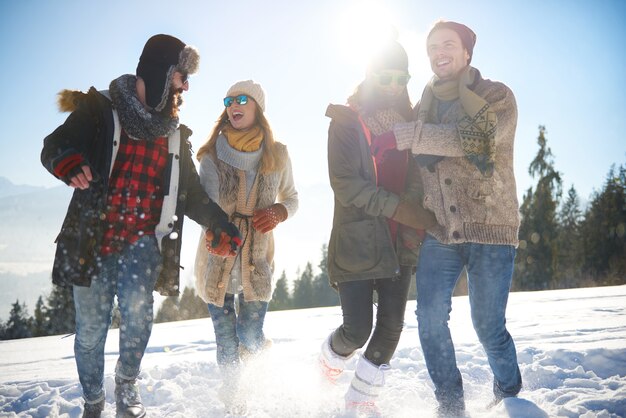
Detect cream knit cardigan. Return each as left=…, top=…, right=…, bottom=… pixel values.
left=194, top=136, right=298, bottom=307
left=394, top=77, right=520, bottom=246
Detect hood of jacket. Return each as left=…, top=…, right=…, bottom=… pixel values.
left=325, top=103, right=360, bottom=127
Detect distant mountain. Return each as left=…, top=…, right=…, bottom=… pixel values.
left=0, top=179, right=334, bottom=321
left=0, top=177, right=47, bottom=199
left=0, top=183, right=71, bottom=265
left=0, top=178, right=72, bottom=320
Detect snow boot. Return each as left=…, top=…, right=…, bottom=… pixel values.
left=218, top=364, right=247, bottom=415
left=436, top=402, right=466, bottom=418
left=239, top=337, right=273, bottom=363
left=114, top=376, right=146, bottom=418
left=218, top=382, right=248, bottom=416
left=82, top=398, right=104, bottom=418
left=344, top=356, right=389, bottom=418
left=319, top=334, right=354, bottom=385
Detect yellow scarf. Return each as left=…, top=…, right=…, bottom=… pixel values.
left=223, top=124, right=264, bottom=152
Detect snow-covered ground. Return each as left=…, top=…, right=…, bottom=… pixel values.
left=1, top=285, right=625, bottom=418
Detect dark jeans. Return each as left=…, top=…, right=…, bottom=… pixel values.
left=331, top=266, right=412, bottom=366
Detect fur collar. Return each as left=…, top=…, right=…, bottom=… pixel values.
left=109, top=74, right=178, bottom=140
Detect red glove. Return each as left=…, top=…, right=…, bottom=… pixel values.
left=252, top=204, right=288, bottom=233
left=370, top=131, right=397, bottom=162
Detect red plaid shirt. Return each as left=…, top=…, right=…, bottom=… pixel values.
left=101, top=130, right=168, bottom=255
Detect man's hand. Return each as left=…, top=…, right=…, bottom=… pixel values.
left=252, top=203, right=288, bottom=233
left=67, top=164, right=93, bottom=190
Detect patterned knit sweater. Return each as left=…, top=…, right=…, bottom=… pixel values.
left=393, top=77, right=520, bottom=246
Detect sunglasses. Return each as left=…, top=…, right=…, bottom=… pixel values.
left=375, top=73, right=411, bottom=86
left=223, top=94, right=249, bottom=107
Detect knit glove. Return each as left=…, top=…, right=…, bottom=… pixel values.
left=252, top=203, right=288, bottom=234
left=370, top=131, right=397, bottom=162
left=392, top=197, right=438, bottom=230
left=52, top=151, right=100, bottom=189
left=66, top=162, right=101, bottom=189
left=206, top=220, right=242, bottom=256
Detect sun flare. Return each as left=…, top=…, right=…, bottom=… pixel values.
left=333, top=1, right=399, bottom=70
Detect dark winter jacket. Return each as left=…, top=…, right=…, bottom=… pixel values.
left=41, top=87, right=229, bottom=296
left=326, top=104, right=420, bottom=285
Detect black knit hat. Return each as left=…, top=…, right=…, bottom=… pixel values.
left=136, top=34, right=200, bottom=111
left=428, top=21, right=477, bottom=64
left=368, top=40, right=409, bottom=73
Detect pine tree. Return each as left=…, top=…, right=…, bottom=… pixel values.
left=178, top=287, right=210, bottom=320
left=3, top=300, right=32, bottom=340
left=155, top=295, right=180, bottom=323
left=270, top=271, right=292, bottom=311
left=31, top=296, right=48, bottom=337
left=311, top=244, right=339, bottom=307
left=555, top=185, right=584, bottom=287
left=46, top=285, right=75, bottom=336
left=515, top=126, right=562, bottom=290
left=580, top=163, right=626, bottom=284
left=292, top=263, right=314, bottom=309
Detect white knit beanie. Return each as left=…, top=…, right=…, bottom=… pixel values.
left=226, top=80, right=266, bottom=112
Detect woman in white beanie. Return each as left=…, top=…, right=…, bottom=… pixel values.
left=194, top=80, right=298, bottom=414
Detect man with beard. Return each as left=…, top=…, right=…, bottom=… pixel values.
left=41, top=34, right=241, bottom=418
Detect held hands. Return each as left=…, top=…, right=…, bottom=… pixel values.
left=370, top=131, right=397, bottom=162
left=252, top=203, right=288, bottom=233
left=399, top=224, right=426, bottom=250
left=392, top=197, right=438, bottom=230
left=205, top=221, right=242, bottom=257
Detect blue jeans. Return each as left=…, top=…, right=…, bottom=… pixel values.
left=415, top=235, right=522, bottom=410
left=207, top=293, right=269, bottom=368
left=73, top=235, right=162, bottom=403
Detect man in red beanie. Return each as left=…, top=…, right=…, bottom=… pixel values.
left=372, top=21, right=522, bottom=417
left=41, top=34, right=241, bottom=418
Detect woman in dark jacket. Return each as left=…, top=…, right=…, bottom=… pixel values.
left=320, top=37, right=437, bottom=416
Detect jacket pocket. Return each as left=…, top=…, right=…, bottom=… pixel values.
left=334, top=219, right=380, bottom=272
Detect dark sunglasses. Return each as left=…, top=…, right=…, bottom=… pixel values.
left=177, top=72, right=189, bottom=86
left=376, top=73, right=411, bottom=86
left=223, top=94, right=249, bottom=107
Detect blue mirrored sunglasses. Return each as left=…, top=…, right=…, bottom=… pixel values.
left=223, top=94, right=249, bottom=107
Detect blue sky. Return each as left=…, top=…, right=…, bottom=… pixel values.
left=1, top=0, right=625, bottom=203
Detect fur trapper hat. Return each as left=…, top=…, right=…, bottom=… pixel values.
left=136, top=34, right=199, bottom=111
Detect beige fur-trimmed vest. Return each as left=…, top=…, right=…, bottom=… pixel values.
left=194, top=145, right=287, bottom=307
